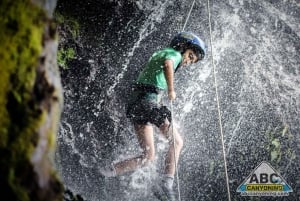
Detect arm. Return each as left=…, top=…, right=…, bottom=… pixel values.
left=163, top=59, right=176, bottom=100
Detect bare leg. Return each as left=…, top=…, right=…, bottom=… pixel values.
left=114, top=124, right=155, bottom=175
left=159, top=120, right=183, bottom=176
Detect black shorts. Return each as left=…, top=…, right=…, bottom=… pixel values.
left=126, top=84, right=171, bottom=127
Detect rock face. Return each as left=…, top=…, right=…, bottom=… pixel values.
left=0, top=0, right=64, bottom=200
left=55, top=0, right=299, bottom=201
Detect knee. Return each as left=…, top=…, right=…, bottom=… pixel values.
left=159, top=121, right=170, bottom=135
left=167, top=127, right=184, bottom=149
left=174, top=134, right=183, bottom=149
left=141, top=150, right=155, bottom=165
left=146, top=152, right=155, bottom=162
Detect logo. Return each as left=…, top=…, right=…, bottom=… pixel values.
left=237, top=161, right=293, bottom=196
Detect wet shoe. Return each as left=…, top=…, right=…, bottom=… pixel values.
left=152, top=182, right=176, bottom=201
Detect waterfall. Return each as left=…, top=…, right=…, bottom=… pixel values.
left=55, top=0, right=300, bottom=200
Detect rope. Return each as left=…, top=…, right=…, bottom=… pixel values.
left=170, top=2, right=196, bottom=201
left=206, top=1, right=232, bottom=201
left=169, top=1, right=198, bottom=200
left=170, top=100, right=181, bottom=201
left=172, top=0, right=232, bottom=200
left=181, top=0, right=196, bottom=32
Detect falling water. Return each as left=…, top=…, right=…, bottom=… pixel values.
left=55, top=0, right=300, bottom=200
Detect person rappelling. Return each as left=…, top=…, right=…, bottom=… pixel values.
left=100, top=32, right=207, bottom=201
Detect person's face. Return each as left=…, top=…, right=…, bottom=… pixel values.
left=181, top=49, right=199, bottom=67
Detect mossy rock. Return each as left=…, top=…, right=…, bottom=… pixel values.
left=0, top=0, right=64, bottom=200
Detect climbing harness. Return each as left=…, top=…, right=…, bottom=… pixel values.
left=171, top=0, right=232, bottom=201
left=207, top=0, right=232, bottom=201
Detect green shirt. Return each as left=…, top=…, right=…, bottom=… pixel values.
left=136, top=48, right=182, bottom=90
